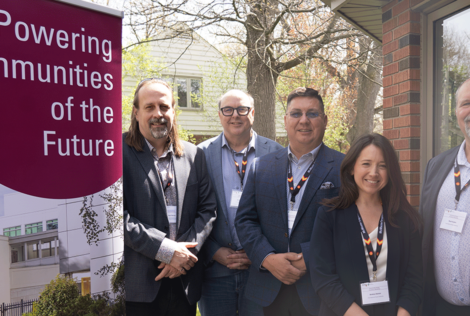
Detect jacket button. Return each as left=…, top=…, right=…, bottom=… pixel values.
left=228, top=243, right=232, bottom=246
left=285, top=233, right=288, bottom=238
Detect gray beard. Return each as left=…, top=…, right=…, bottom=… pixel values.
left=149, top=117, right=169, bottom=139
left=151, top=126, right=168, bottom=139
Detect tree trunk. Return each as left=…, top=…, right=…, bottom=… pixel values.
left=346, top=41, right=382, bottom=144
left=245, top=9, right=278, bottom=140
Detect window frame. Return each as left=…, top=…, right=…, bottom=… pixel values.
left=3, top=225, right=21, bottom=237
left=163, top=76, right=203, bottom=109
left=25, top=222, right=43, bottom=235
left=46, top=219, right=58, bottom=231
left=423, top=1, right=470, bottom=182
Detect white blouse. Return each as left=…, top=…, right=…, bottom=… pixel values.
left=361, top=224, right=388, bottom=282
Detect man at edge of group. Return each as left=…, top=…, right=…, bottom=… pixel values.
left=198, top=89, right=283, bottom=316
left=420, top=78, right=470, bottom=316
left=123, top=79, right=217, bottom=316
left=235, top=87, right=344, bottom=315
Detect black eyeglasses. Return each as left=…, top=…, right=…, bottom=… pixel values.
left=220, top=106, right=253, bottom=116
left=287, top=111, right=323, bottom=119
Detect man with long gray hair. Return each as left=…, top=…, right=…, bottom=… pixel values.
left=123, top=79, right=217, bottom=315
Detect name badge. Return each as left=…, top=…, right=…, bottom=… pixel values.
left=288, top=209, right=298, bottom=235
left=230, top=190, right=243, bottom=208
left=440, top=209, right=467, bottom=233
left=360, top=280, right=390, bottom=306
left=167, top=206, right=177, bottom=224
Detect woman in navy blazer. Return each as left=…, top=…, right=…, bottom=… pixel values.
left=309, top=133, right=422, bottom=316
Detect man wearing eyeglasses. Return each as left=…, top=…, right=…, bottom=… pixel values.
left=123, top=79, right=217, bottom=315
left=198, top=89, right=283, bottom=316
left=235, top=87, right=344, bottom=315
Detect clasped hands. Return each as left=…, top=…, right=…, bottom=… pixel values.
left=212, top=247, right=252, bottom=270
left=262, top=252, right=306, bottom=285
left=155, top=242, right=198, bottom=281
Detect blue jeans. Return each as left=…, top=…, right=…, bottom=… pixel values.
left=199, top=270, right=253, bottom=316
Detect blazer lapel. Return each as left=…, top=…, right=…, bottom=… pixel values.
left=274, top=148, right=289, bottom=227
left=133, top=143, right=166, bottom=213
left=385, top=211, right=400, bottom=298
left=208, top=135, right=228, bottom=219
left=346, top=204, right=370, bottom=281
left=255, top=133, right=269, bottom=158
left=292, top=145, right=333, bottom=231
left=173, top=152, right=190, bottom=230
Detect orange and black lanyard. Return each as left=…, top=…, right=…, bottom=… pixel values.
left=454, top=159, right=470, bottom=209
left=287, top=149, right=320, bottom=210
left=233, top=149, right=248, bottom=190
left=357, top=211, right=384, bottom=282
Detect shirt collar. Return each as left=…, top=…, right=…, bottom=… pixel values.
left=145, top=138, right=173, bottom=159
left=221, top=130, right=256, bottom=153
left=288, top=143, right=322, bottom=164
left=457, top=140, right=470, bottom=167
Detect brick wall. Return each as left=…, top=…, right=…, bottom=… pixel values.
left=381, top=0, right=422, bottom=207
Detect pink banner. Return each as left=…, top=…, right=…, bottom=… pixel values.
left=0, top=0, right=122, bottom=199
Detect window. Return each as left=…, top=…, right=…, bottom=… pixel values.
left=432, top=6, right=470, bottom=155
left=10, top=243, right=24, bottom=263
left=46, top=219, right=58, bottom=230
left=3, top=226, right=21, bottom=237
left=163, top=77, right=202, bottom=108
left=41, top=238, right=58, bottom=258
left=27, top=241, right=39, bottom=259
left=25, top=222, right=43, bottom=235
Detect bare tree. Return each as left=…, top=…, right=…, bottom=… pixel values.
left=124, top=0, right=363, bottom=140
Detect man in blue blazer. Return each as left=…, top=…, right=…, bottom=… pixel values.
left=198, top=90, right=283, bottom=316
left=235, top=87, right=344, bottom=316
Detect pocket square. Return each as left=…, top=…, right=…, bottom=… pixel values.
left=320, top=182, right=334, bottom=189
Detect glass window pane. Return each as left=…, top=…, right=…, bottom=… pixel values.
left=4, top=226, right=21, bottom=237
left=25, top=222, right=43, bottom=235
left=47, top=219, right=58, bottom=230
left=433, top=7, right=470, bottom=155
left=191, top=79, right=201, bottom=108
left=41, top=238, right=55, bottom=258
left=27, top=241, right=39, bottom=260
left=11, top=244, right=24, bottom=263
left=177, top=79, right=187, bottom=107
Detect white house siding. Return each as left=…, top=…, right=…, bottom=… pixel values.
left=122, top=31, right=286, bottom=139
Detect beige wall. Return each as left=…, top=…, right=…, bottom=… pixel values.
left=10, top=264, right=59, bottom=302
left=0, top=236, right=11, bottom=304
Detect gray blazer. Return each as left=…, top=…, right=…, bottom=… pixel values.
left=198, top=132, right=283, bottom=278
left=123, top=133, right=217, bottom=304
left=419, top=145, right=460, bottom=316
left=235, top=145, right=344, bottom=315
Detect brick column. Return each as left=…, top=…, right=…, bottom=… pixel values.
left=382, top=0, right=421, bottom=207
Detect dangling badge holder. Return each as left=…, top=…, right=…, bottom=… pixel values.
left=229, top=150, right=248, bottom=209
left=358, top=213, right=391, bottom=306
left=439, top=160, right=469, bottom=233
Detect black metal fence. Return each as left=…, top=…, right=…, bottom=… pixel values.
left=0, top=299, right=37, bottom=316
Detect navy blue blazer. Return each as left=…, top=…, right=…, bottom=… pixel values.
left=235, top=145, right=344, bottom=315
left=310, top=204, right=423, bottom=316
left=198, top=132, right=283, bottom=278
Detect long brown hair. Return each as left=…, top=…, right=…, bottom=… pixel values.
left=125, top=79, right=184, bottom=156
left=323, top=133, right=421, bottom=230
